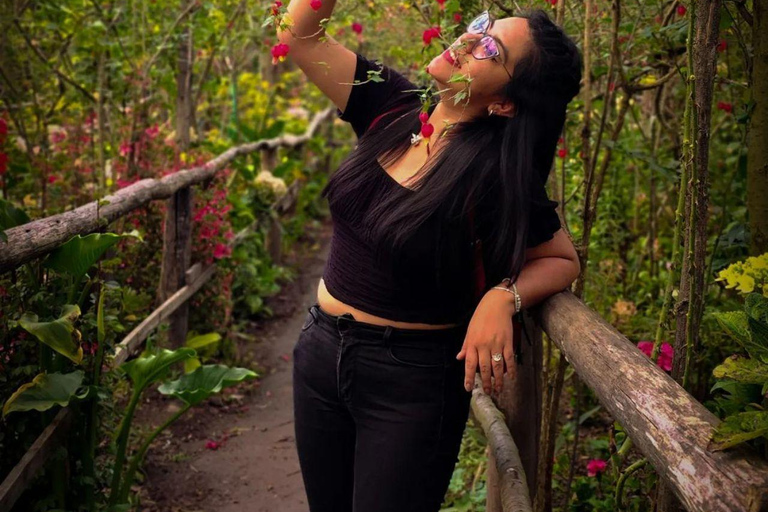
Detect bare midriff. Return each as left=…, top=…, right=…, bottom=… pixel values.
left=317, top=278, right=461, bottom=329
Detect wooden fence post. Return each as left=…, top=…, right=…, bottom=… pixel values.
left=487, top=309, right=544, bottom=509
left=157, top=186, right=193, bottom=347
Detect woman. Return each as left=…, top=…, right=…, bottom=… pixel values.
left=277, top=5, right=582, bottom=511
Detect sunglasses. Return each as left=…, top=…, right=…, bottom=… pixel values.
left=459, top=10, right=513, bottom=80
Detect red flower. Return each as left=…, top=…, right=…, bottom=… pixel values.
left=717, top=39, right=727, bottom=52
left=0, top=118, right=7, bottom=141
left=205, top=440, right=221, bottom=450
left=271, top=42, right=290, bottom=64
left=213, top=243, right=232, bottom=259
left=310, top=0, right=322, bottom=11
left=351, top=22, right=363, bottom=34
left=558, top=136, right=564, bottom=144
left=419, top=111, right=429, bottom=124
left=557, top=148, right=567, bottom=158
left=47, top=174, right=58, bottom=184
left=420, top=123, right=434, bottom=138
left=586, top=459, right=607, bottom=477
left=453, top=12, right=462, bottom=23
left=0, top=152, right=7, bottom=175
left=637, top=341, right=675, bottom=372
left=422, top=26, right=441, bottom=45
left=717, top=101, right=733, bottom=113
left=676, top=4, right=686, bottom=16
left=436, top=0, right=445, bottom=10
left=145, top=124, right=160, bottom=139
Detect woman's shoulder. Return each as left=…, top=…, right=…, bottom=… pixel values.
left=337, top=52, right=421, bottom=139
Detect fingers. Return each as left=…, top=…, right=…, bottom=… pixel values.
left=491, top=344, right=505, bottom=393
left=478, top=349, right=492, bottom=395
left=464, top=346, right=477, bottom=392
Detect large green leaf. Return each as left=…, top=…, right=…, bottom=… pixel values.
left=18, top=305, right=83, bottom=364
left=186, top=332, right=222, bottom=350
left=2, top=371, right=85, bottom=417
left=119, top=348, right=196, bottom=391
left=0, top=199, right=30, bottom=242
left=158, top=364, right=257, bottom=406
left=713, top=355, right=768, bottom=386
left=711, top=311, right=751, bottom=347
left=44, top=231, right=141, bottom=279
left=708, top=410, right=768, bottom=452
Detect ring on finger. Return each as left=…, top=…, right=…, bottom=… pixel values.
left=492, top=352, right=503, bottom=362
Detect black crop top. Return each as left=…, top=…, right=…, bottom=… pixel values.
left=321, top=52, right=561, bottom=324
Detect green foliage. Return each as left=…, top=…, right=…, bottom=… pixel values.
left=18, top=304, right=84, bottom=364
left=2, top=370, right=85, bottom=416
left=43, top=231, right=142, bottom=280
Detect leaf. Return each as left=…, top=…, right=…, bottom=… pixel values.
left=713, top=355, right=768, bottom=385
left=711, top=310, right=752, bottom=347
left=18, top=305, right=83, bottom=364
left=158, top=364, right=257, bottom=406
left=708, top=410, right=768, bottom=451
left=97, top=287, right=106, bottom=343
left=186, top=332, right=222, bottom=350
left=3, top=371, right=85, bottom=417
left=119, top=348, right=196, bottom=392
left=0, top=198, right=30, bottom=242
left=44, top=232, right=141, bottom=279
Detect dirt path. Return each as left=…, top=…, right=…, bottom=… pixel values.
left=138, top=223, right=332, bottom=512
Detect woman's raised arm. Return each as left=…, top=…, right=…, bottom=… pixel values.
left=275, top=0, right=357, bottom=114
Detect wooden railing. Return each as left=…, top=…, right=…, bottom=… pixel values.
left=0, top=107, right=336, bottom=511
left=473, top=291, right=768, bottom=512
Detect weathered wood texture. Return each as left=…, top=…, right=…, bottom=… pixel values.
left=0, top=107, right=336, bottom=274
left=157, top=186, right=193, bottom=346
left=472, top=374, right=534, bottom=512
left=486, top=312, right=543, bottom=511
left=538, top=290, right=768, bottom=512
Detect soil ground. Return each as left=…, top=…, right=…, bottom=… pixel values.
left=134, top=220, right=332, bottom=512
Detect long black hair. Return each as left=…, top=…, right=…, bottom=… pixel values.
left=322, top=8, right=582, bottom=292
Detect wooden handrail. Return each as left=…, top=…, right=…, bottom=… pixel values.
left=0, top=107, right=337, bottom=510
left=531, top=290, right=768, bottom=512
left=0, top=107, right=336, bottom=274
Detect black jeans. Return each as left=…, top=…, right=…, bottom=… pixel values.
left=292, top=302, right=473, bottom=512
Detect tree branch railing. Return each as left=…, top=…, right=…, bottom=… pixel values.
left=0, top=107, right=336, bottom=511
left=474, top=290, right=768, bottom=512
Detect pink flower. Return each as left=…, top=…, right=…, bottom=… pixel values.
left=587, top=459, right=607, bottom=477
left=119, top=141, right=132, bottom=157
left=310, top=0, right=322, bottom=10
left=213, top=243, right=232, bottom=259
left=420, top=123, right=434, bottom=138
left=419, top=111, right=429, bottom=124
left=637, top=341, right=674, bottom=371
left=436, top=0, right=445, bottom=10
left=145, top=124, right=160, bottom=139
left=676, top=4, right=686, bottom=16
left=717, top=101, right=733, bottom=113
left=47, top=174, right=58, bottom=184
left=453, top=12, right=462, bottom=23
left=271, top=42, right=290, bottom=65
left=205, top=440, right=221, bottom=450
left=557, top=148, right=567, bottom=158
left=422, top=26, right=441, bottom=45
left=0, top=152, right=7, bottom=175
left=351, top=22, right=363, bottom=34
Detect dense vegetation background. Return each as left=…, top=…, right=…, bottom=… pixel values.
left=0, top=0, right=765, bottom=510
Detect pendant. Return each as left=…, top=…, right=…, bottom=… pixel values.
left=410, top=132, right=422, bottom=146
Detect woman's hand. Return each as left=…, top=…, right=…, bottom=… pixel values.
left=456, top=291, right=517, bottom=394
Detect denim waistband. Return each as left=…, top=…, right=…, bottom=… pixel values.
left=308, top=302, right=468, bottom=343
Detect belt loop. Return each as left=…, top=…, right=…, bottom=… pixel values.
left=382, top=325, right=393, bottom=344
